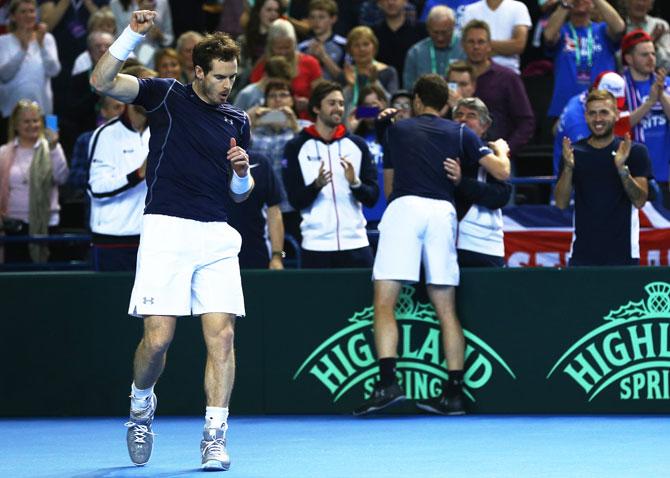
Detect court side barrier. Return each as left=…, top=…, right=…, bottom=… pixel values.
left=0, top=233, right=303, bottom=271
left=2, top=267, right=669, bottom=416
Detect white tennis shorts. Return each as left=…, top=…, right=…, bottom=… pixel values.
left=373, top=195, right=459, bottom=286
left=128, top=214, right=245, bottom=317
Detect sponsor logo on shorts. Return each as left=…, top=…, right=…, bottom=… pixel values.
left=142, top=297, right=155, bottom=305
left=547, top=282, right=670, bottom=401
left=293, top=286, right=516, bottom=403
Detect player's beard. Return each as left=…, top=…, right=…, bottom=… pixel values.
left=320, top=111, right=342, bottom=129
left=201, top=78, right=230, bottom=105
left=589, top=121, right=614, bottom=139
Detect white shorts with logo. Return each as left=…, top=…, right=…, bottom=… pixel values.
left=373, top=195, right=459, bottom=286
left=128, top=214, right=245, bottom=317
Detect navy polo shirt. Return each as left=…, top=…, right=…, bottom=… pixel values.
left=132, top=78, right=251, bottom=222
left=565, top=137, right=652, bottom=265
left=382, top=115, right=492, bottom=204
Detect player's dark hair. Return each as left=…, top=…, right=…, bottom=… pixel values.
left=412, top=74, right=450, bottom=111
left=309, top=80, right=343, bottom=115
left=193, top=32, right=240, bottom=75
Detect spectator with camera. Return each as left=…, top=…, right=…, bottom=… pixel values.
left=248, top=79, right=308, bottom=241
left=0, top=99, right=68, bottom=263
left=445, top=60, right=476, bottom=113
left=347, top=83, right=388, bottom=225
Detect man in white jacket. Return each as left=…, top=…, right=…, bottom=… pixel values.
left=88, top=66, right=154, bottom=271
left=282, top=80, right=380, bottom=268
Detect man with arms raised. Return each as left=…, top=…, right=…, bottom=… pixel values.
left=555, top=90, right=650, bottom=266
left=354, top=74, right=510, bottom=416
left=90, top=9, right=254, bottom=471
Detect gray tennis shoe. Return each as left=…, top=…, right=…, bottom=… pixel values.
left=125, top=394, right=157, bottom=466
left=201, top=427, right=230, bottom=471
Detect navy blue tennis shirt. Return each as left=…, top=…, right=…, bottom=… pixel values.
left=565, top=137, right=652, bottom=266
left=380, top=115, right=492, bottom=204
left=132, top=77, right=250, bottom=222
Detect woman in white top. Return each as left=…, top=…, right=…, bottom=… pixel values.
left=0, top=0, right=61, bottom=141
left=0, top=99, right=68, bottom=263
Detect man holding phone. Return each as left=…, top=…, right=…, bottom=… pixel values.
left=347, top=84, right=388, bottom=226
left=248, top=79, right=306, bottom=239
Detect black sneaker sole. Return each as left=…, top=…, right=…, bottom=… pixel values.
left=415, top=402, right=466, bottom=416
left=352, top=394, right=407, bottom=416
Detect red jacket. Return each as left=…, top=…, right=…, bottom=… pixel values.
left=249, top=53, right=322, bottom=120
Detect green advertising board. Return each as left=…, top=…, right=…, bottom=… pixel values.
left=1, top=268, right=669, bottom=416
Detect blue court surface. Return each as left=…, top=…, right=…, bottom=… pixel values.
left=1, top=415, right=668, bottom=478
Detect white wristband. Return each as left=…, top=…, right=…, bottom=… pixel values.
left=231, top=170, right=252, bottom=194
left=108, top=26, right=145, bottom=61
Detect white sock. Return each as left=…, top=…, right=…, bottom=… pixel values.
left=130, top=382, right=154, bottom=410
left=205, top=406, right=229, bottom=430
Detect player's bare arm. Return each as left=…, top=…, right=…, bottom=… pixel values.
left=479, top=138, right=511, bottom=181
left=90, top=10, right=156, bottom=103
left=554, top=136, right=575, bottom=209
left=614, top=134, right=648, bottom=209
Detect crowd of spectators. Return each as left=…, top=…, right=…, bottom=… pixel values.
left=0, top=0, right=668, bottom=267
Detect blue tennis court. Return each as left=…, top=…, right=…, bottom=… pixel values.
left=1, top=415, right=667, bottom=477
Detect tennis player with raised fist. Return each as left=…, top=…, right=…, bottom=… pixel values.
left=91, top=8, right=253, bottom=472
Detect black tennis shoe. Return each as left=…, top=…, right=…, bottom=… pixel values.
left=416, top=392, right=466, bottom=416
left=353, top=381, right=406, bottom=416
